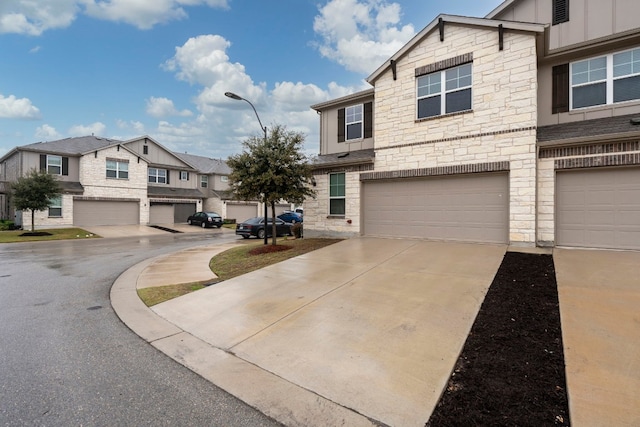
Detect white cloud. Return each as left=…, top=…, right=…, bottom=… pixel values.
left=68, top=122, right=106, bottom=137
left=0, top=0, right=228, bottom=35
left=116, top=119, right=145, bottom=134
left=146, top=97, right=192, bottom=118
left=0, top=94, right=41, bottom=119
left=29, top=46, right=41, bottom=53
left=0, top=0, right=78, bottom=35
left=35, top=124, right=61, bottom=140
left=313, top=0, right=415, bottom=74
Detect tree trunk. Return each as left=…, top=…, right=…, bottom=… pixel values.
left=271, top=201, right=277, bottom=245
left=31, top=209, right=35, bottom=232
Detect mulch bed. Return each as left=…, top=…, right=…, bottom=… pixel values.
left=248, top=244, right=293, bottom=255
left=427, top=252, right=570, bottom=426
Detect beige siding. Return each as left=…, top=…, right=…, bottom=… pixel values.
left=318, top=95, right=375, bottom=155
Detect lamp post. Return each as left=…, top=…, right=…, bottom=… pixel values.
left=225, top=91, right=269, bottom=245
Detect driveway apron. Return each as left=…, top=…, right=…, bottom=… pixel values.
left=554, top=249, right=640, bottom=427
left=152, top=238, right=506, bottom=426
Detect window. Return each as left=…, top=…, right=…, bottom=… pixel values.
left=148, top=168, right=167, bottom=184
left=48, top=196, right=62, bottom=217
left=200, top=175, right=208, bottom=188
left=106, top=159, right=129, bottom=179
left=221, top=175, right=228, bottom=182
left=47, top=155, right=62, bottom=175
left=180, top=171, right=189, bottom=181
left=552, top=0, right=569, bottom=25
left=329, top=172, right=345, bottom=216
left=345, top=105, right=363, bottom=140
left=571, top=47, right=640, bottom=109
left=417, top=63, right=472, bottom=119
left=143, top=145, right=148, bottom=155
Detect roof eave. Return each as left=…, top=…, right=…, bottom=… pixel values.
left=311, top=88, right=375, bottom=111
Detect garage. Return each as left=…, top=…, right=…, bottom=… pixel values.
left=174, top=203, right=196, bottom=223
left=556, top=167, right=640, bottom=250
left=227, top=203, right=258, bottom=222
left=73, top=200, right=139, bottom=226
left=149, top=204, right=173, bottom=224
left=362, top=173, right=509, bottom=243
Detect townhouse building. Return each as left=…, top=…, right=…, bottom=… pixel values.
left=306, top=0, right=640, bottom=251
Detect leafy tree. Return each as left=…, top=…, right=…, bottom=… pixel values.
left=227, top=124, right=315, bottom=245
left=11, top=168, right=62, bottom=232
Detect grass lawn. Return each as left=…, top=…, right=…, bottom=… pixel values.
left=138, top=238, right=342, bottom=306
left=0, top=228, right=100, bottom=243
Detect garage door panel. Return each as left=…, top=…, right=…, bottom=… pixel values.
left=556, top=167, right=640, bottom=250
left=74, top=200, right=139, bottom=226
left=363, top=173, right=508, bottom=243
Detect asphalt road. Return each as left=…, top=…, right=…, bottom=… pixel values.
left=0, top=231, right=280, bottom=426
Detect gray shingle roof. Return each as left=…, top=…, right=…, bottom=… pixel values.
left=537, top=114, right=640, bottom=143
left=312, top=148, right=375, bottom=168
left=147, top=187, right=206, bottom=198
left=20, top=136, right=119, bottom=156
left=172, top=152, right=231, bottom=175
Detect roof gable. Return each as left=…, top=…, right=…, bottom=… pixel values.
left=366, top=14, right=544, bottom=84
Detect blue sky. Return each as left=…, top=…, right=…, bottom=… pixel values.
left=1, top=0, right=503, bottom=159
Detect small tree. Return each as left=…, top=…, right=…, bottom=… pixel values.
left=227, top=124, right=316, bottom=245
left=11, top=168, right=62, bottom=232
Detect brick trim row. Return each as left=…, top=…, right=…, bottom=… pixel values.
left=539, top=141, right=640, bottom=159
left=415, top=52, right=473, bottom=77
left=73, top=196, right=140, bottom=202
left=360, top=161, right=509, bottom=181
left=377, top=126, right=536, bottom=152
left=313, top=163, right=374, bottom=175
left=555, top=153, right=640, bottom=170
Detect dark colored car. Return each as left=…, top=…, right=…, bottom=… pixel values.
left=187, top=211, right=223, bottom=228
left=235, top=217, right=292, bottom=239
left=277, top=211, right=303, bottom=223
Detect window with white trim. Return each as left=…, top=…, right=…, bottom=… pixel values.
left=49, top=196, right=62, bottom=217
left=148, top=168, right=167, bottom=184
left=345, top=104, right=363, bottom=140
left=47, top=155, right=62, bottom=175
left=200, top=175, right=208, bottom=188
left=417, top=63, right=472, bottom=119
left=221, top=175, right=228, bottom=182
left=571, top=47, right=640, bottom=109
left=180, top=171, right=189, bottom=181
left=106, top=159, right=128, bottom=179
left=329, top=172, right=345, bottom=216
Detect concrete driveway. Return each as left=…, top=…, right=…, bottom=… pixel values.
left=554, top=249, right=640, bottom=427
left=144, top=238, right=506, bottom=426
left=83, top=223, right=221, bottom=238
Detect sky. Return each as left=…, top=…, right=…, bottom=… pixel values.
left=0, top=0, right=504, bottom=160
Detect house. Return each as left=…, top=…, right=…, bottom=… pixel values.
left=306, top=0, right=640, bottom=251
left=0, top=135, right=259, bottom=228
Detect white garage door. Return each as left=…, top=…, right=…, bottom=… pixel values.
left=363, top=173, right=509, bottom=243
left=149, top=204, right=173, bottom=224
left=74, top=200, right=139, bottom=226
left=556, top=167, right=640, bottom=250
left=227, top=203, right=258, bottom=222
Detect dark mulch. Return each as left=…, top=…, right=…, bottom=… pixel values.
left=427, top=252, right=570, bottom=427
left=248, top=244, right=293, bottom=255
left=19, top=231, right=52, bottom=236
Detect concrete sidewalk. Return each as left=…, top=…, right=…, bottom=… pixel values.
left=112, top=238, right=506, bottom=426
left=111, top=238, right=640, bottom=426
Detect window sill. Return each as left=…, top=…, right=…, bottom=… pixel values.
left=415, top=109, right=473, bottom=123
left=569, top=98, right=640, bottom=114
left=326, top=215, right=345, bottom=219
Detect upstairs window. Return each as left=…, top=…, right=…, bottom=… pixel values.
left=106, top=159, right=129, bottom=179
left=180, top=171, right=189, bottom=181
left=552, top=0, right=569, bottom=25
left=221, top=176, right=229, bottom=182
left=148, top=168, right=167, bottom=184
left=329, top=172, right=345, bottom=216
left=200, top=175, right=208, bottom=188
left=417, top=63, right=472, bottom=119
left=345, top=105, right=363, bottom=140
left=47, top=155, right=62, bottom=175
left=49, top=196, right=62, bottom=217
left=571, top=47, right=640, bottom=109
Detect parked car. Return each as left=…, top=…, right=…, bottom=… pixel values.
left=278, top=211, right=303, bottom=223
left=235, top=217, right=292, bottom=239
left=187, top=211, right=223, bottom=228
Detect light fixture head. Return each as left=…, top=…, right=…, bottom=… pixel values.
left=225, top=92, right=242, bottom=100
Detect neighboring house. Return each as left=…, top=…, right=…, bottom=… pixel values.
left=307, top=0, right=640, bottom=251
left=0, top=135, right=240, bottom=228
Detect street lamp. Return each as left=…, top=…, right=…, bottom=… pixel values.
left=225, top=91, right=269, bottom=245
